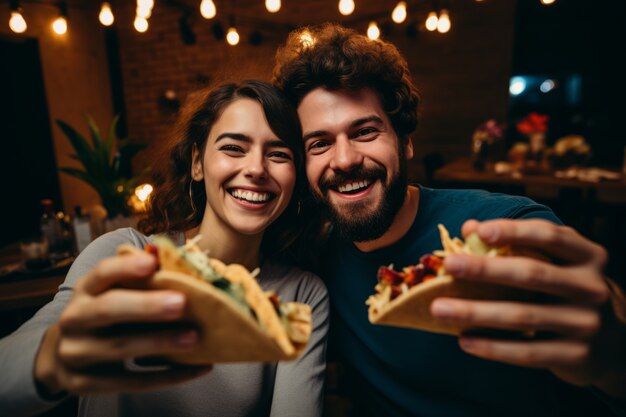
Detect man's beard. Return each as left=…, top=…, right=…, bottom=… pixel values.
left=309, top=160, right=408, bottom=242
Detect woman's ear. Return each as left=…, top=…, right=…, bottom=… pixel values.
left=404, top=137, right=414, bottom=161
left=191, top=143, right=204, bottom=181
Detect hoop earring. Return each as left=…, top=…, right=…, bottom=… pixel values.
left=189, top=179, right=197, bottom=215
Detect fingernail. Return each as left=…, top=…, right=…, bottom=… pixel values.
left=176, top=330, right=198, bottom=347
left=444, top=255, right=465, bottom=276
left=459, top=338, right=475, bottom=350
left=431, top=301, right=455, bottom=321
left=480, top=224, right=498, bottom=243
left=162, top=294, right=185, bottom=316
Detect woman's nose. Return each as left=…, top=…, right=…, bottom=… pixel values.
left=244, top=152, right=268, bottom=180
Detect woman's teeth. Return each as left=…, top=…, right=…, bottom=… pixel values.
left=230, top=189, right=272, bottom=203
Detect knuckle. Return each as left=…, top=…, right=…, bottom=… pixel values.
left=579, top=313, right=601, bottom=337
left=569, top=344, right=590, bottom=364
left=518, top=262, right=546, bottom=287
left=57, top=341, right=84, bottom=363
left=509, top=308, right=536, bottom=329
left=543, top=224, right=565, bottom=247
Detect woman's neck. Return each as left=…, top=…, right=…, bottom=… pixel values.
left=185, top=219, right=263, bottom=271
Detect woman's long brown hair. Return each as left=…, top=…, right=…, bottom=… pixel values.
left=138, top=80, right=305, bottom=260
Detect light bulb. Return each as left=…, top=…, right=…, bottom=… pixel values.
left=136, top=5, right=151, bottom=19
left=425, top=11, right=438, bottom=31
left=134, top=16, right=148, bottom=32
left=52, top=16, right=67, bottom=35
left=392, top=1, right=407, bottom=24
left=226, top=27, right=240, bottom=45
left=338, top=0, right=355, bottom=16
left=367, top=21, right=380, bottom=40
left=541, top=0, right=556, bottom=4
left=200, top=0, right=216, bottom=19
left=9, top=11, right=27, bottom=33
left=137, top=0, right=154, bottom=9
left=99, top=3, right=114, bottom=26
left=265, top=0, right=281, bottom=13
left=437, top=9, right=451, bottom=33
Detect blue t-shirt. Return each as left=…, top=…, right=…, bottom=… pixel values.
left=322, top=187, right=615, bottom=417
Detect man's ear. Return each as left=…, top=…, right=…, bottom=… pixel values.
left=191, top=144, right=204, bottom=181
left=404, top=137, right=414, bottom=160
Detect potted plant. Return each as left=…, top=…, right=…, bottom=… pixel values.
left=56, top=114, right=148, bottom=226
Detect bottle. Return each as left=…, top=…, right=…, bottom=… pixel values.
left=72, top=206, right=92, bottom=254
left=40, top=199, right=66, bottom=262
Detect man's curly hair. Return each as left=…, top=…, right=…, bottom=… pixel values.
left=272, top=23, right=421, bottom=142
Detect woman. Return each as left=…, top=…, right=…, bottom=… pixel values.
left=0, top=81, right=329, bottom=417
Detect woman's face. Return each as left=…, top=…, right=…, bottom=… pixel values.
left=191, top=98, right=297, bottom=237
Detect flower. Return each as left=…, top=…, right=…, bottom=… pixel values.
left=472, top=119, right=506, bottom=144
left=516, top=112, right=549, bottom=135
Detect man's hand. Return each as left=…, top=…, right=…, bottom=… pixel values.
left=430, top=219, right=626, bottom=399
left=35, top=253, right=211, bottom=396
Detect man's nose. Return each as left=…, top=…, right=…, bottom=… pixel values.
left=329, top=136, right=363, bottom=172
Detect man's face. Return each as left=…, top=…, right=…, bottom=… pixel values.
left=297, top=88, right=413, bottom=242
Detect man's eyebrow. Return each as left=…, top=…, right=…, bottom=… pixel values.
left=350, top=115, right=384, bottom=128
left=302, top=130, right=328, bottom=143
left=302, top=115, right=385, bottom=142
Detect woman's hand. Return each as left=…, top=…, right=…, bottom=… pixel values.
left=430, top=219, right=626, bottom=399
left=35, top=252, right=211, bottom=396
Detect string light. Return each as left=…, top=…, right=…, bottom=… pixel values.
left=437, top=9, right=451, bottom=33
left=9, top=8, right=27, bottom=33
left=367, top=21, right=380, bottom=40
left=265, top=0, right=281, bottom=13
left=134, top=16, right=148, bottom=32
left=200, top=0, right=217, bottom=19
left=391, top=1, right=407, bottom=24
left=51, top=3, right=68, bottom=35
left=99, top=2, right=114, bottom=26
left=226, top=26, right=240, bottom=45
left=136, top=0, right=153, bottom=19
left=541, top=0, right=556, bottom=4
left=425, top=11, right=438, bottom=31
left=338, top=0, right=355, bottom=16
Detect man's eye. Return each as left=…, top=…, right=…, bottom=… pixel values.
left=308, top=141, right=329, bottom=150
left=355, top=127, right=377, bottom=137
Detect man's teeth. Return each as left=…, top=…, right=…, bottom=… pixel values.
left=337, top=180, right=371, bottom=193
left=230, top=189, right=271, bottom=202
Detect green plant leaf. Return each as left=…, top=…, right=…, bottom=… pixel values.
left=59, top=167, right=104, bottom=196
left=56, top=120, right=98, bottom=177
left=85, top=114, right=111, bottom=174
left=106, top=114, right=120, bottom=157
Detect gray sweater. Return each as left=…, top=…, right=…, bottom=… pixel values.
left=0, top=228, right=329, bottom=417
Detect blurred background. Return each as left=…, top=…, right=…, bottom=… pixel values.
left=0, top=0, right=625, bottom=414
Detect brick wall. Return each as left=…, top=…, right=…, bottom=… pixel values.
left=115, top=0, right=516, bottom=182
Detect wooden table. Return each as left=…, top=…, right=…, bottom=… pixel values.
left=0, top=243, right=68, bottom=312
left=433, top=157, right=626, bottom=199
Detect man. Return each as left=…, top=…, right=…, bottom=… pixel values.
left=273, top=23, right=626, bottom=416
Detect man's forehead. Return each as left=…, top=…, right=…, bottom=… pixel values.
left=297, top=87, right=387, bottom=131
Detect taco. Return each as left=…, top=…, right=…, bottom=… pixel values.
left=117, top=235, right=312, bottom=364
left=366, top=224, right=537, bottom=335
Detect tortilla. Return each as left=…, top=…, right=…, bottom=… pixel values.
left=368, top=276, right=530, bottom=335
left=117, top=239, right=311, bottom=364
left=367, top=225, right=540, bottom=336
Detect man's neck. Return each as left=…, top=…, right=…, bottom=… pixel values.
left=354, top=185, right=420, bottom=253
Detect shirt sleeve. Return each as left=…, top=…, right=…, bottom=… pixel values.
left=269, top=272, right=329, bottom=417
left=0, top=228, right=146, bottom=417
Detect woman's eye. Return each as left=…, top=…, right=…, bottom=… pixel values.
left=268, top=151, right=292, bottom=161
left=220, top=144, right=244, bottom=153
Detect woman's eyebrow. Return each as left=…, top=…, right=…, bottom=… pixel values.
left=215, top=133, right=289, bottom=149
left=215, top=132, right=250, bottom=142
